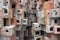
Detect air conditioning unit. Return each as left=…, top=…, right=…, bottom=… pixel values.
left=34, top=36, right=41, bottom=40
left=22, top=19, right=28, bottom=25
left=46, top=25, right=53, bottom=33
left=50, top=8, right=60, bottom=18
left=32, top=23, right=41, bottom=31
left=54, top=26, right=60, bottom=34
left=1, top=25, right=15, bottom=36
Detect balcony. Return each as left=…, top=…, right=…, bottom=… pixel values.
left=32, top=23, right=41, bottom=31
left=1, top=25, right=15, bottom=36
left=50, top=9, right=60, bottom=18
left=21, top=19, right=28, bottom=25
left=45, top=25, right=53, bottom=33
left=54, top=26, right=60, bottom=34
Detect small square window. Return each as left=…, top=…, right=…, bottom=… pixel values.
left=37, top=38, right=40, bottom=40
left=12, top=4, right=16, bottom=8
left=6, top=2, right=8, bottom=3
left=54, top=19, right=58, bottom=23
left=4, top=9, right=7, bottom=13
left=41, top=31, right=44, bottom=35
left=6, top=30, right=8, bottom=32
left=50, top=27, right=53, bottom=31
left=17, top=10, right=20, bottom=12
left=57, top=28, right=60, bottom=32
left=35, top=31, right=39, bottom=35
left=45, top=0, right=48, bottom=1
left=36, top=27, right=38, bottom=28
left=16, top=20, right=19, bottom=23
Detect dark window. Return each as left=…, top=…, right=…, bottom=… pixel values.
left=37, top=0, right=39, bottom=1
left=34, top=1, right=37, bottom=2
left=39, top=7, right=40, bottom=9
left=34, top=14, right=36, bottom=17
left=32, top=8, right=36, bottom=10
left=4, top=9, right=7, bottom=13
left=17, top=10, right=20, bottom=12
left=57, top=28, right=60, bottom=32
left=50, top=27, right=53, bottom=31
left=20, top=0, right=21, bottom=3
left=59, top=2, right=60, bottom=5
left=24, top=13, right=30, bottom=17
left=6, top=30, right=8, bottom=32
left=55, top=12, right=57, bottom=15
left=12, top=4, right=16, bottom=8
left=4, top=18, right=9, bottom=26
left=36, top=27, right=38, bottom=28
left=54, top=19, right=58, bottom=23
left=45, top=0, right=48, bottom=1
left=36, top=31, right=39, bottom=35
left=39, top=26, right=40, bottom=27
left=37, top=38, right=40, bottom=40
left=41, top=30, right=44, bottom=35
left=23, top=20, right=26, bottom=23
left=24, top=13, right=27, bottom=17
left=16, top=20, right=19, bottom=23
